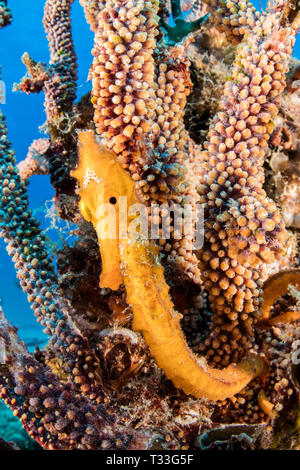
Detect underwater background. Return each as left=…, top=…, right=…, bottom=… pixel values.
left=0, top=0, right=299, bottom=449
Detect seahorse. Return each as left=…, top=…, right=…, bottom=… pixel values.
left=71, top=130, right=265, bottom=401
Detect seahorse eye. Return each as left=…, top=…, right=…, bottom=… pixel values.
left=109, top=196, right=117, bottom=205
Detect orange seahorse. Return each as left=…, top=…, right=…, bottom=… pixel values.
left=71, top=130, right=265, bottom=401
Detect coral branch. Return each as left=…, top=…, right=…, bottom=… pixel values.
left=15, top=0, right=78, bottom=134
left=14, top=0, right=81, bottom=222
left=0, top=307, right=133, bottom=450
left=17, top=139, right=50, bottom=180
left=1, top=0, right=300, bottom=451
left=203, top=0, right=259, bottom=43
left=121, top=240, right=265, bottom=400
left=0, top=108, right=103, bottom=399
left=198, top=4, right=296, bottom=366
left=43, top=0, right=78, bottom=115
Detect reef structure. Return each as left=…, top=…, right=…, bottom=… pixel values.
left=0, top=0, right=300, bottom=451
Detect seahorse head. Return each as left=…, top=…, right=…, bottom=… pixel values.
left=71, top=130, right=140, bottom=291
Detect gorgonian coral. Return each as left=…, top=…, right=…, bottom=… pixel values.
left=1, top=0, right=300, bottom=451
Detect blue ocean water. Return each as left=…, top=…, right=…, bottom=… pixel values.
left=0, top=0, right=299, bottom=347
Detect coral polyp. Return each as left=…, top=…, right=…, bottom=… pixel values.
left=1, top=0, right=300, bottom=451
